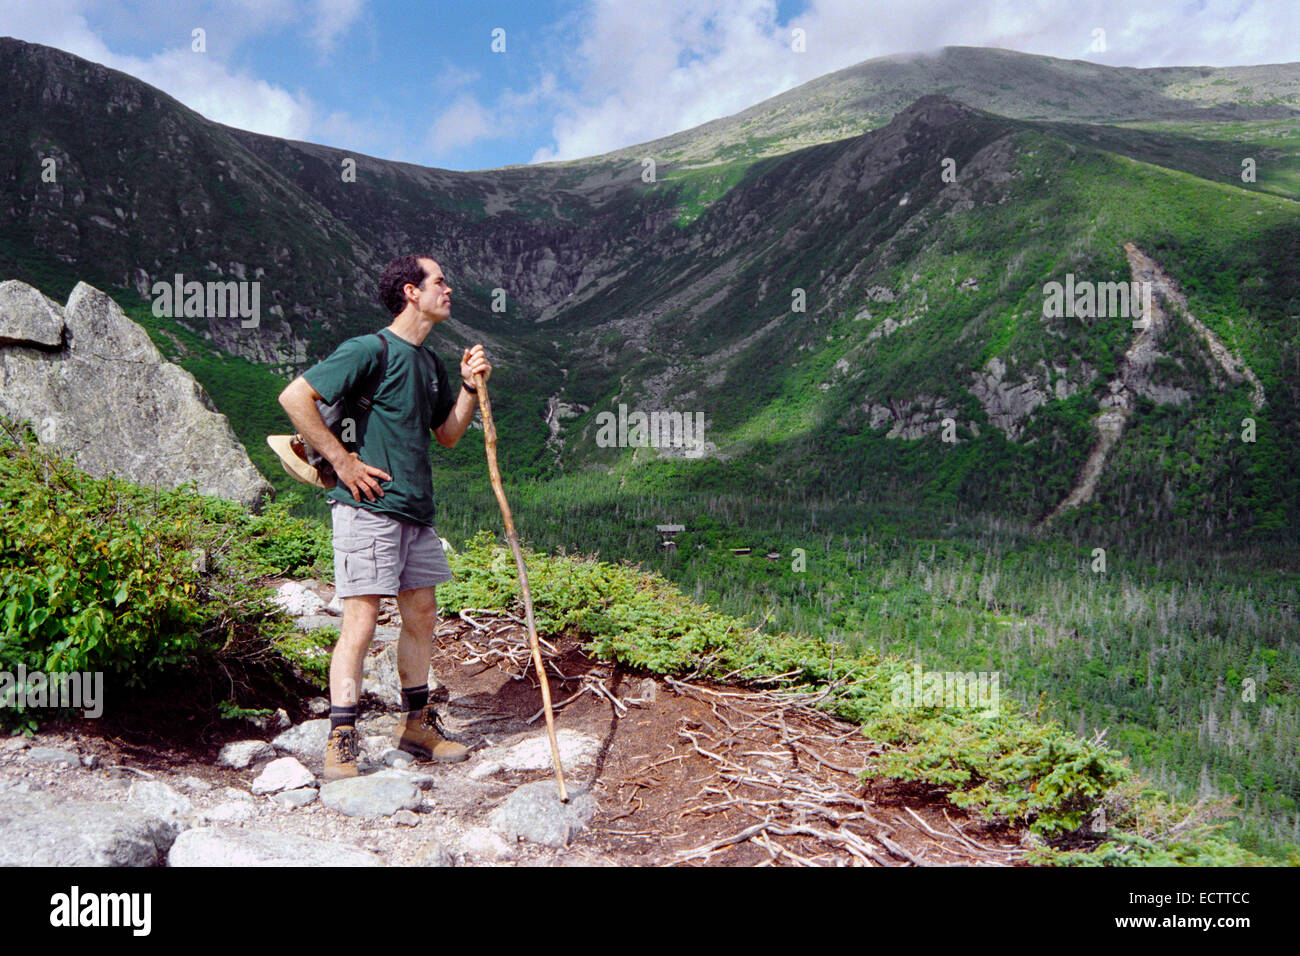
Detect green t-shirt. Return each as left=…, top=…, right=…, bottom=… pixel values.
left=303, top=328, right=456, bottom=526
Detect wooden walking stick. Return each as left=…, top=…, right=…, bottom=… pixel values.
left=473, top=371, right=569, bottom=802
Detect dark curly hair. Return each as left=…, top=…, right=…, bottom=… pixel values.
left=378, top=254, right=437, bottom=316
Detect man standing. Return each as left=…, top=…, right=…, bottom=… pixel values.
left=278, top=255, right=491, bottom=781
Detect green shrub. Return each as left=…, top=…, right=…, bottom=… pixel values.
left=0, top=420, right=328, bottom=729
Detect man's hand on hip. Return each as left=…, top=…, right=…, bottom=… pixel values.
left=334, top=452, right=391, bottom=502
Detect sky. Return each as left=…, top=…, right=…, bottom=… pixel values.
left=1, top=0, right=1297, bottom=171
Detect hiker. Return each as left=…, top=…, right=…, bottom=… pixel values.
left=277, top=254, right=491, bottom=781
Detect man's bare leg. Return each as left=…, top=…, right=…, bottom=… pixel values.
left=331, top=595, right=380, bottom=708
left=396, top=586, right=437, bottom=690
left=393, top=586, right=467, bottom=761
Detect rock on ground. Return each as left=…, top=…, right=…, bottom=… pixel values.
left=251, top=756, right=314, bottom=795
left=271, top=719, right=330, bottom=762
left=453, top=826, right=515, bottom=861
left=199, top=802, right=256, bottom=824
left=217, top=740, right=274, bottom=770
left=417, top=844, right=454, bottom=867
left=489, top=781, right=597, bottom=848
left=319, top=775, right=422, bottom=818
left=168, top=827, right=383, bottom=867
left=0, top=791, right=178, bottom=866
left=490, top=729, right=602, bottom=773
left=126, top=780, right=195, bottom=843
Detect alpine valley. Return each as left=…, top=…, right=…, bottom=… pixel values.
left=2, top=37, right=1298, bottom=860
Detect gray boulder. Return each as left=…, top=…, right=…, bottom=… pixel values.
left=272, top=719, right=330, bottom=762
left=0, top=791, right=178, bottom=866
left=0, top=279, right=272, bottom=509
left=168, top=827, right=382, bottom=867
left=319, top=775, right=421, bottom=818
left=489, top=781, right=596, bottom=848
left=126, top=780, right=195, bottom=844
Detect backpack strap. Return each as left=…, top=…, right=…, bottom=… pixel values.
left=353, top=332, right=389, bottom=412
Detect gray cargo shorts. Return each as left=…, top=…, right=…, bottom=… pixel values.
left=330, top=501, right=454, bottom=598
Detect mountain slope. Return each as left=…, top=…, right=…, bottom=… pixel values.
left=575, top=45, right=1300, bottom=169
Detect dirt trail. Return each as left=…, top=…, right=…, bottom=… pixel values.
left=3, top=609, right=1030, bottom=866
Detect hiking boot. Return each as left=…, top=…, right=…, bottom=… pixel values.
left=394, top=706, right=469, bottom=764
left=323, top=725, right=361, bottom=781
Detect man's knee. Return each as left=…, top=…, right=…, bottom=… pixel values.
left=339, top=595, right=381, bottom=646
left=398, top=586, right=438, bottom=621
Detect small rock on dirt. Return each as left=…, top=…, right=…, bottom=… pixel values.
left=455, top=826, right=514, bottom=861
left=490, top=781, right=596, bottom=848
left=467, top=760, right=502, bottom=781
left=251, top=756, right=314, bottom=795
left=392, top=810, right=420, bottom=827
left=306, top=697, right=331, bottom=716
left=633, top=678, right=658, bottom=703
left=179, top=776, right=213, bottom=793
left=217, top=740, right=274, bottom=770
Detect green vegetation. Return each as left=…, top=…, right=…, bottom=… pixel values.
left=0, top=418, right=332, bottom=729
left=437, top=530, right=1273, bottom=864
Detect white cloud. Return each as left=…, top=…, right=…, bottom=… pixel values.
left=427, top=92, right=498, bottom=154
left=131, top=47, right=315, bottom=138
left=529, top=0, right=1300, bottom=163
left=306, top=0, right=367, bottom=53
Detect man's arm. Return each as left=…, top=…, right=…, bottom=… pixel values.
left=278, top=377, right=391, bottom=501
left=433, top=344, right=492, bottom=448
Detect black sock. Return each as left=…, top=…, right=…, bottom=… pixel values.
left=329, top=704, right=358, bottom=731
left=401, top=685, right=429, bottom=713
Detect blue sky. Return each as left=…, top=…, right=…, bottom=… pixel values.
left=1, top=0, right=1296, bottom=171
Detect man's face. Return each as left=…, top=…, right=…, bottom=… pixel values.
left=408, top=258, right=451, bottom=321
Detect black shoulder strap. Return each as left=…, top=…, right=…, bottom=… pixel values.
left=354, top=332, right=389, bottom=412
